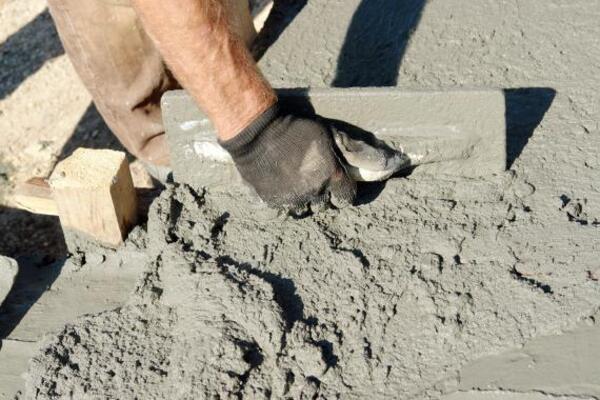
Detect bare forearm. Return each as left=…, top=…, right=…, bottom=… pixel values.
left=132, top=0, right=276, bottom=140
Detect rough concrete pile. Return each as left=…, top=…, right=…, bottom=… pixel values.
left=21, top=171, right=599, bottom=398
left=7, top=0, right=600, bottom=398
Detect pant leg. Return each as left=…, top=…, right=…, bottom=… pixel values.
left=48, top=0, right=257, bottom=167
left=47, top=0, right=176, bottom=165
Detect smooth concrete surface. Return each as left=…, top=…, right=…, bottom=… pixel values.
left=0, top=251, right=145, bottom=342
left=257, top=0, right=425, bottom=88
left=162, top=88, right=506, bottom=189
left=0, top=248, right=146, bottom=398
left=443, top=392, right=592, bottom=400
left=0, top=339, right=38, bottom=399
left=454, top=323, right=600, bottom=398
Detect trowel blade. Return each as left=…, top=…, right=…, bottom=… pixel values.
left=162, top=88, right=506, bottom=189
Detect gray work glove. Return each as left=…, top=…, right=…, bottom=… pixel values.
left=220, top=104, right=356, bottom=209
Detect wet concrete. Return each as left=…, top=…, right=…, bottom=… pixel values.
left=450, top=320, right=600, bottom=399
left=6, top=0, right=600, bottom=398
left=0, top=250, right=145, bottom=397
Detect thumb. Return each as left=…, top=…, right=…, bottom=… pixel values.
left=332, top=128, right=411, bottom=182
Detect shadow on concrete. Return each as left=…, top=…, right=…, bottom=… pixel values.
left=0, top=258, right=65, bottom=341
left=355, top=181, right=387, bottom=206
left=0, top=8, right=65, bottom=101
left=333, top=0, right=426, bottom=87
left=56, top=102, right=127, bottom=163
left=252, top=0, right=308, bottom=60
left=328, top=0, right=425, bottom=204
left=356, top=89, right=557, bottom=204
left=504, top=88, right=556, bottom=168
left=0, top=206, right=66, bottom=260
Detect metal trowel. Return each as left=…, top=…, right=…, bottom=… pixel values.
left=162, top=88, right=506, bottom=189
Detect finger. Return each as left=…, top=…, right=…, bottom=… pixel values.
left=286, top=191, right=328, bottom=216
left=287, top=203, right=313, bottom=219
left=333, top=129, right=389, bottom=170
left=328, top=167, right=357, bottom=208
left=309, top=198, right=330, bottom=214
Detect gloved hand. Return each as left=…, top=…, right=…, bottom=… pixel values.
left=220, top=104, right=356, bottom=209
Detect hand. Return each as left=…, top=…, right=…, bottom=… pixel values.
left=220, top=104, right=356, bottom=210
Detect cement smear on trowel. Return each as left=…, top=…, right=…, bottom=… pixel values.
left=21, top=173, right=600, bottom=399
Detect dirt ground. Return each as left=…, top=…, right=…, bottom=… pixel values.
left=0, top=0, right=273, bottom=260
left=0, top=0, right=126, bottom=260
left=0, top=0, right=274, bottom=308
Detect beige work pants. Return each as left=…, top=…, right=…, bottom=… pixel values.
left=47, top=0, right=257, bottom=166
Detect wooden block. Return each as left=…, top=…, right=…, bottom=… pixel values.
left=10, top=177, right=58, bottom=216
left=49, top=149, right=138, bottom=248
left=10, top=161, right=155, bottom=216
